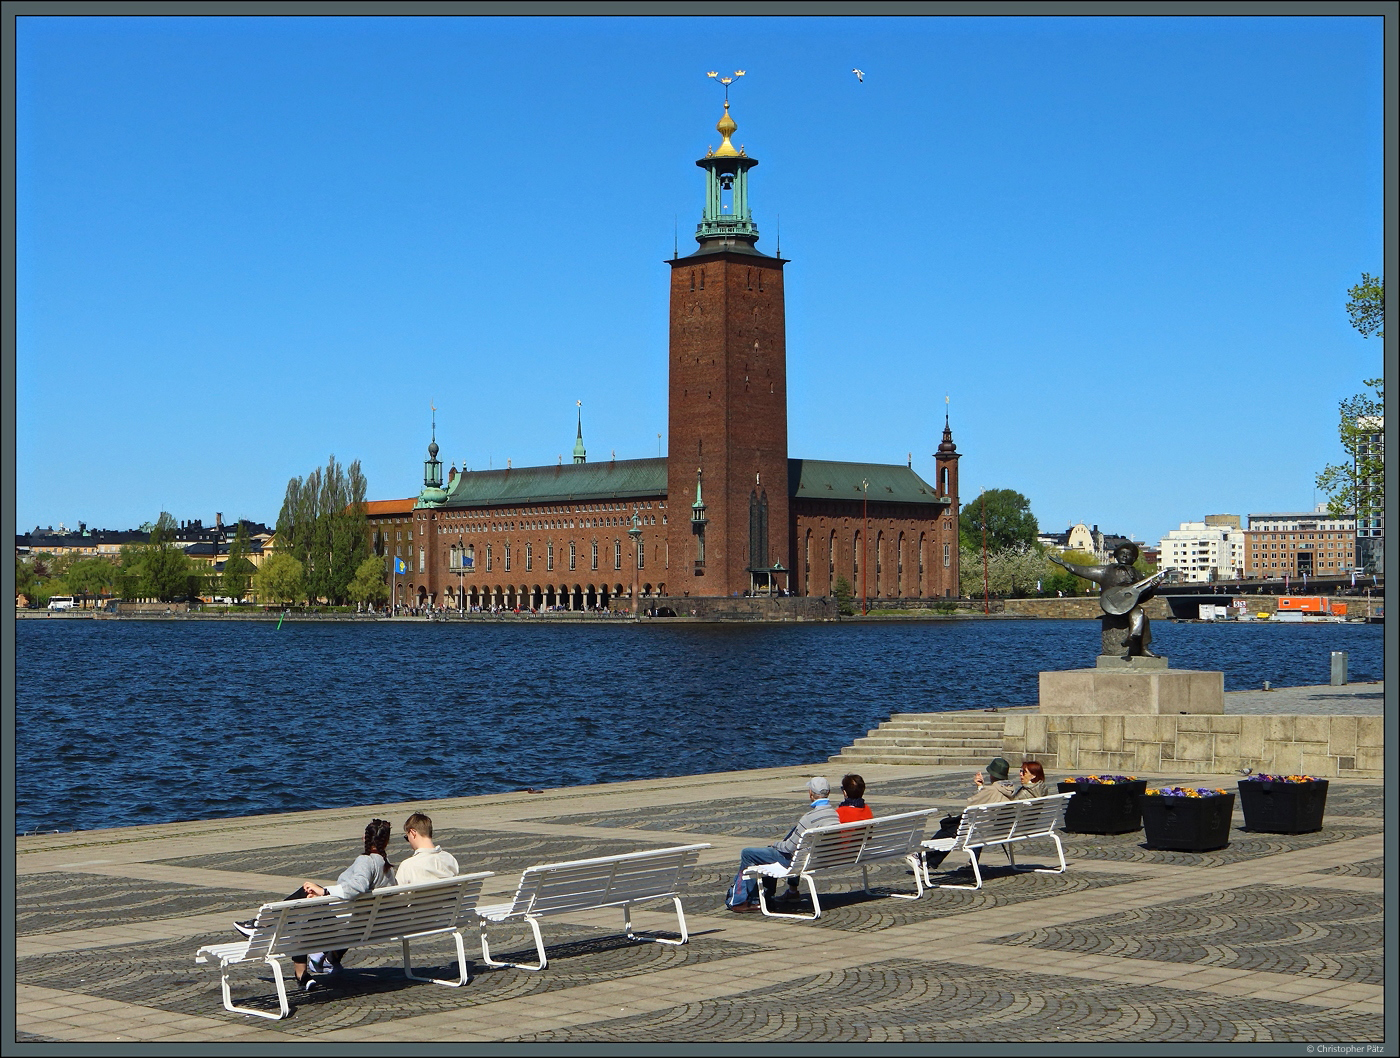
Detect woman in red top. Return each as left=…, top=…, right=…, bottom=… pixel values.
left=836, top=774, right=873, bottom=822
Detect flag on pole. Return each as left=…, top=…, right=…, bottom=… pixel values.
left=394, top=557, right=407, bottom=574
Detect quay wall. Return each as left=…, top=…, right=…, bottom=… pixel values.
left=1003, top=713, right=1382, bottom=778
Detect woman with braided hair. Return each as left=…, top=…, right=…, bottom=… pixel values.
left=233, top=818, right=396, bottom=991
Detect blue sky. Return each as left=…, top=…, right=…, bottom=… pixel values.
left=16, top=15, right=1384, bottom=544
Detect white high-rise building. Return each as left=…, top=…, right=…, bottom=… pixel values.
left=1158, top=521, right=1245, bottom=582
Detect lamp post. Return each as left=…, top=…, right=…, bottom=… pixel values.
left=861, top=478, right=869, bottom=616
left=628, top=511, right=643, bottom=618
left=981, top=487, right=990, bottom=615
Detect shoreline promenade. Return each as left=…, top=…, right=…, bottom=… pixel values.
left=16, top=718, right=1386, bottom=1043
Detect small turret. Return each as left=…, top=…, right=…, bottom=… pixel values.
left=573, top=402, right=587, bottom=464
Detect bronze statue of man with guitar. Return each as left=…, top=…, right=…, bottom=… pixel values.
left=1050, top=542, right=1173, bottom=659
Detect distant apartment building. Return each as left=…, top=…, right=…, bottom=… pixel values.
left=17, top=515, right=275, bottom=570
left=1158, top=520, right=1245, bottom=582
left=1354, top=415, right=1384, bottom=574
left=1038, top=522, right=1138, bottom=563
left=1244, top=507, right=1357, bottom=579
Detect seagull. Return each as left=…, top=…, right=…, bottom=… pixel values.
left=852, top=68, right=864, bottom=82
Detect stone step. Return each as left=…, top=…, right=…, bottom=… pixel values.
left=866, top=725, right=1006, bottom=737
left=848, top=736, right=1006, bottom=750
left=829, top=752, right=993, bottom=766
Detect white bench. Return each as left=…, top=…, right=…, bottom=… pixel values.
left=917, top=792, right=1072, bottom=890
left=742, top=809, right=939, bottom=920
left=195, top=873, right=493, bottom=1019
left=476, top=844, right=710, bottom=971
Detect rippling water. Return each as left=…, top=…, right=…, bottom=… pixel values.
left=15, top=617, right=1383, bottom=834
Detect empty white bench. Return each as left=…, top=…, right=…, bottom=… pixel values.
left=917, top=792, right=1072, bottom=890
left=742, top=809, right=939, bottom=920
left=195, top=872, right=492, bottom=1019
left=476, top=844, right=710, bottom=971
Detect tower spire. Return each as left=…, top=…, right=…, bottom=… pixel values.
left=572, top=401, right=587, bottom=463
left=693, top=70, right=762, bottom=251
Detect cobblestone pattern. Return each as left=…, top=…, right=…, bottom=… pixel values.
left=152, top=829, right=662, bottom=880
left=1058, top=821, right=1381, bottom=867
left=990, top=885, right=1383, bottom=984
left=1307, top=786, right=1383, bottom=820
left=17, top=874, right=270, bottom=937
left=15, top=925, right=768, bottom=1032
left=540, top=797, right=820, bottom=838
left=508, top=958, right=1383, bottom=1042
left=677, top=864, right=1141, bottom=932
left=1312, top=857, right=1384, bottom=879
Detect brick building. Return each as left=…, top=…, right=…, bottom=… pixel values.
left=374, top=99, right=961, bottom=612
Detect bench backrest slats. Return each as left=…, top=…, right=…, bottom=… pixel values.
left=954, top=794, right=1070, bottom=849
left=789, top=810, right=936, bottom=874
left=243, top=873, right=492, bottom=957
left=503, top=844, right=709, bottom=919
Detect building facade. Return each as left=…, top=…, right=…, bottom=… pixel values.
left=1158, top=521, right=1246, bottom=582
left=378, top=99, right=961, bottom=611
left=1243, top=507, right=1357, bottom=579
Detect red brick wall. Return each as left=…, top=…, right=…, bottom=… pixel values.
left=792, top=500, right=959, bottom=600
left=666, top=252, right=789, bottom=597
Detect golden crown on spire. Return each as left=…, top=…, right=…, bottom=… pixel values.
left=706, top=69, right=746, bottom=157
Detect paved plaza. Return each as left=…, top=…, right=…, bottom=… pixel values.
left=13, top=751, right=1387, bottom=1045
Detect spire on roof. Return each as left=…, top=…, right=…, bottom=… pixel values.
left=573, top=401, right=587, bottom=463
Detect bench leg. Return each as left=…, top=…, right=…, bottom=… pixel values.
left=756, top=873, right=823, bottom=920
left=1032, top=832, right=1068, bottom=875
left=479, top=917, right=548, bottom=972
left=881, top=855, right=925, bottom=900
left=216, top=956, right=291, bottom=1020
left=402, top=931, right=473, bottom=987
left=624, top=898, right=690, bottom=946
left=937, top=848, right=985, bottom=890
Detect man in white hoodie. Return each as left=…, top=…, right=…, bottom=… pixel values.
left=395, top=813, right=460, bottom=886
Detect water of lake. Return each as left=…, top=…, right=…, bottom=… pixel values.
left=15, top=617, right=1383, bottom=834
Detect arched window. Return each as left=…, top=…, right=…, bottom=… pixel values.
left=614, top=540, right=622, bottom=569
left=525, top=543, right=532, bottom=571
left=504, top=543, right=511, bottom=572
left=547, top=541, right=554, bottom=570
left=875, top=531, right=884, bottom=592
left=897, top=532, right=905, bottom=592
left=749, top=490, right=769, bottom=572
left=918, top=532, right=926, bottom=595
left=829, top=530, right=837, bottom=586
left=853, top=531, right=861, bottom=586
left=486, top=544, right=493, bottom=571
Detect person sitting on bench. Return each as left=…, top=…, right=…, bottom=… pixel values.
left=394, top=812, right=459, bottom=886
left=233, top=818, right=396, bottom=991
left=923, top=757, right=1020, bottom=872
left=836, top=773, right=873, bottom=822
left=726, top=777, right=838, bottom=913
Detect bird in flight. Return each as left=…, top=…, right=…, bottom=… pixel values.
left=852, top=68, right=864, bottom=82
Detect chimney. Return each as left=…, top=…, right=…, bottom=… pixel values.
left=215, top=512, right=223, bottom=528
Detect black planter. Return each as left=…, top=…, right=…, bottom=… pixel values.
left=1139, top=792, right=1235, bottom=851
left=1056, top=780, right=1148, bottom=834
left=1237, top=779, right=1328, bottom=833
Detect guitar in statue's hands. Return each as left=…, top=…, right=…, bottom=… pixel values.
left=1099, top=568, right=1176, bottom=616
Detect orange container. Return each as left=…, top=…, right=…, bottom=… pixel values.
left=1331, top=603, right=1348, bottom=616
left=1278, top=597, right=1326, bottom=612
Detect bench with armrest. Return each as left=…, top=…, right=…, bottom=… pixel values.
left=476, top=843, right=711, bottom=971
left=742, top=809, right=939, bottom=920
left=917, top=792, right=1073, bottom=891
left=194, top=872, right=493, bottom=1020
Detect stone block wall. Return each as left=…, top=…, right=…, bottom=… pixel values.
left=1002, top=713, right=1381, bottom=778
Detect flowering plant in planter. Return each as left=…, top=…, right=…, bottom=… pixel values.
left=1143, top=787, right=1229, bottom=797
left=1240, top=774, right=1321, bottom=783
left=1056, top=775, right=1147, bottom=833
left=1062, top=775, right=1138, bottom=785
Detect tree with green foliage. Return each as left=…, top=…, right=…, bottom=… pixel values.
left=959, top=489, right=1039, bottom=553
left=114, top=513, right=195, bottom=601
left=221, top=521, right=257, bottom=602
left=66, top=558, right=117, bottom=607
left=253, top=551, right=305, bottom=606
left=347, top=555, right=390, bottom=607
left=276, top=456, right=370, bottom=604
left=1346, top=273, right=1384, bottom=338
left=16, top=555, right=37, bottom=604
left=832, top=574, right=855, bottom=616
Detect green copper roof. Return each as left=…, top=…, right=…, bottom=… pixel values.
left=442, top=458, right=667, bottom=508
left=787, top=459, right=946, bottom=506
left=431, top=456, right=944, bottom=509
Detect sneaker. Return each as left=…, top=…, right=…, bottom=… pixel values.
left=729, top=902, right=761, bottom=913
left=296, top=972, right=322, bottom=993
left=233, top=919, right=257, bottom=938
left=307, top=953, right=334, bottom=975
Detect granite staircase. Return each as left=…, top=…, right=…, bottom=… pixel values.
left=830, top=711, right=1016, bottom=766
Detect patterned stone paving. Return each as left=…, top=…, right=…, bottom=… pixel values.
left=17, top=874, right=270, bottom=937
left=1057, top=821, right=1383, bottom=867
left=15, top=924, right=769, bottom=1032
left=152, top=829, right=664, bottom=880
left=509, top=959, right=1384, bottom=1042
left=990, top=885, right=1383, bottom=984
left=1312, top=857, right=1384, bottom=879
left=677, top=864, right=1143, bottom=932
left=538, top=797, right=817, bottom=838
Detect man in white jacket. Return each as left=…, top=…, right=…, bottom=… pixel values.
left=395, top=813, right=460, bottom=887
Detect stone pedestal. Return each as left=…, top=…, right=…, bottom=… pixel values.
left=1039, top=664, right=1224, bottom=715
